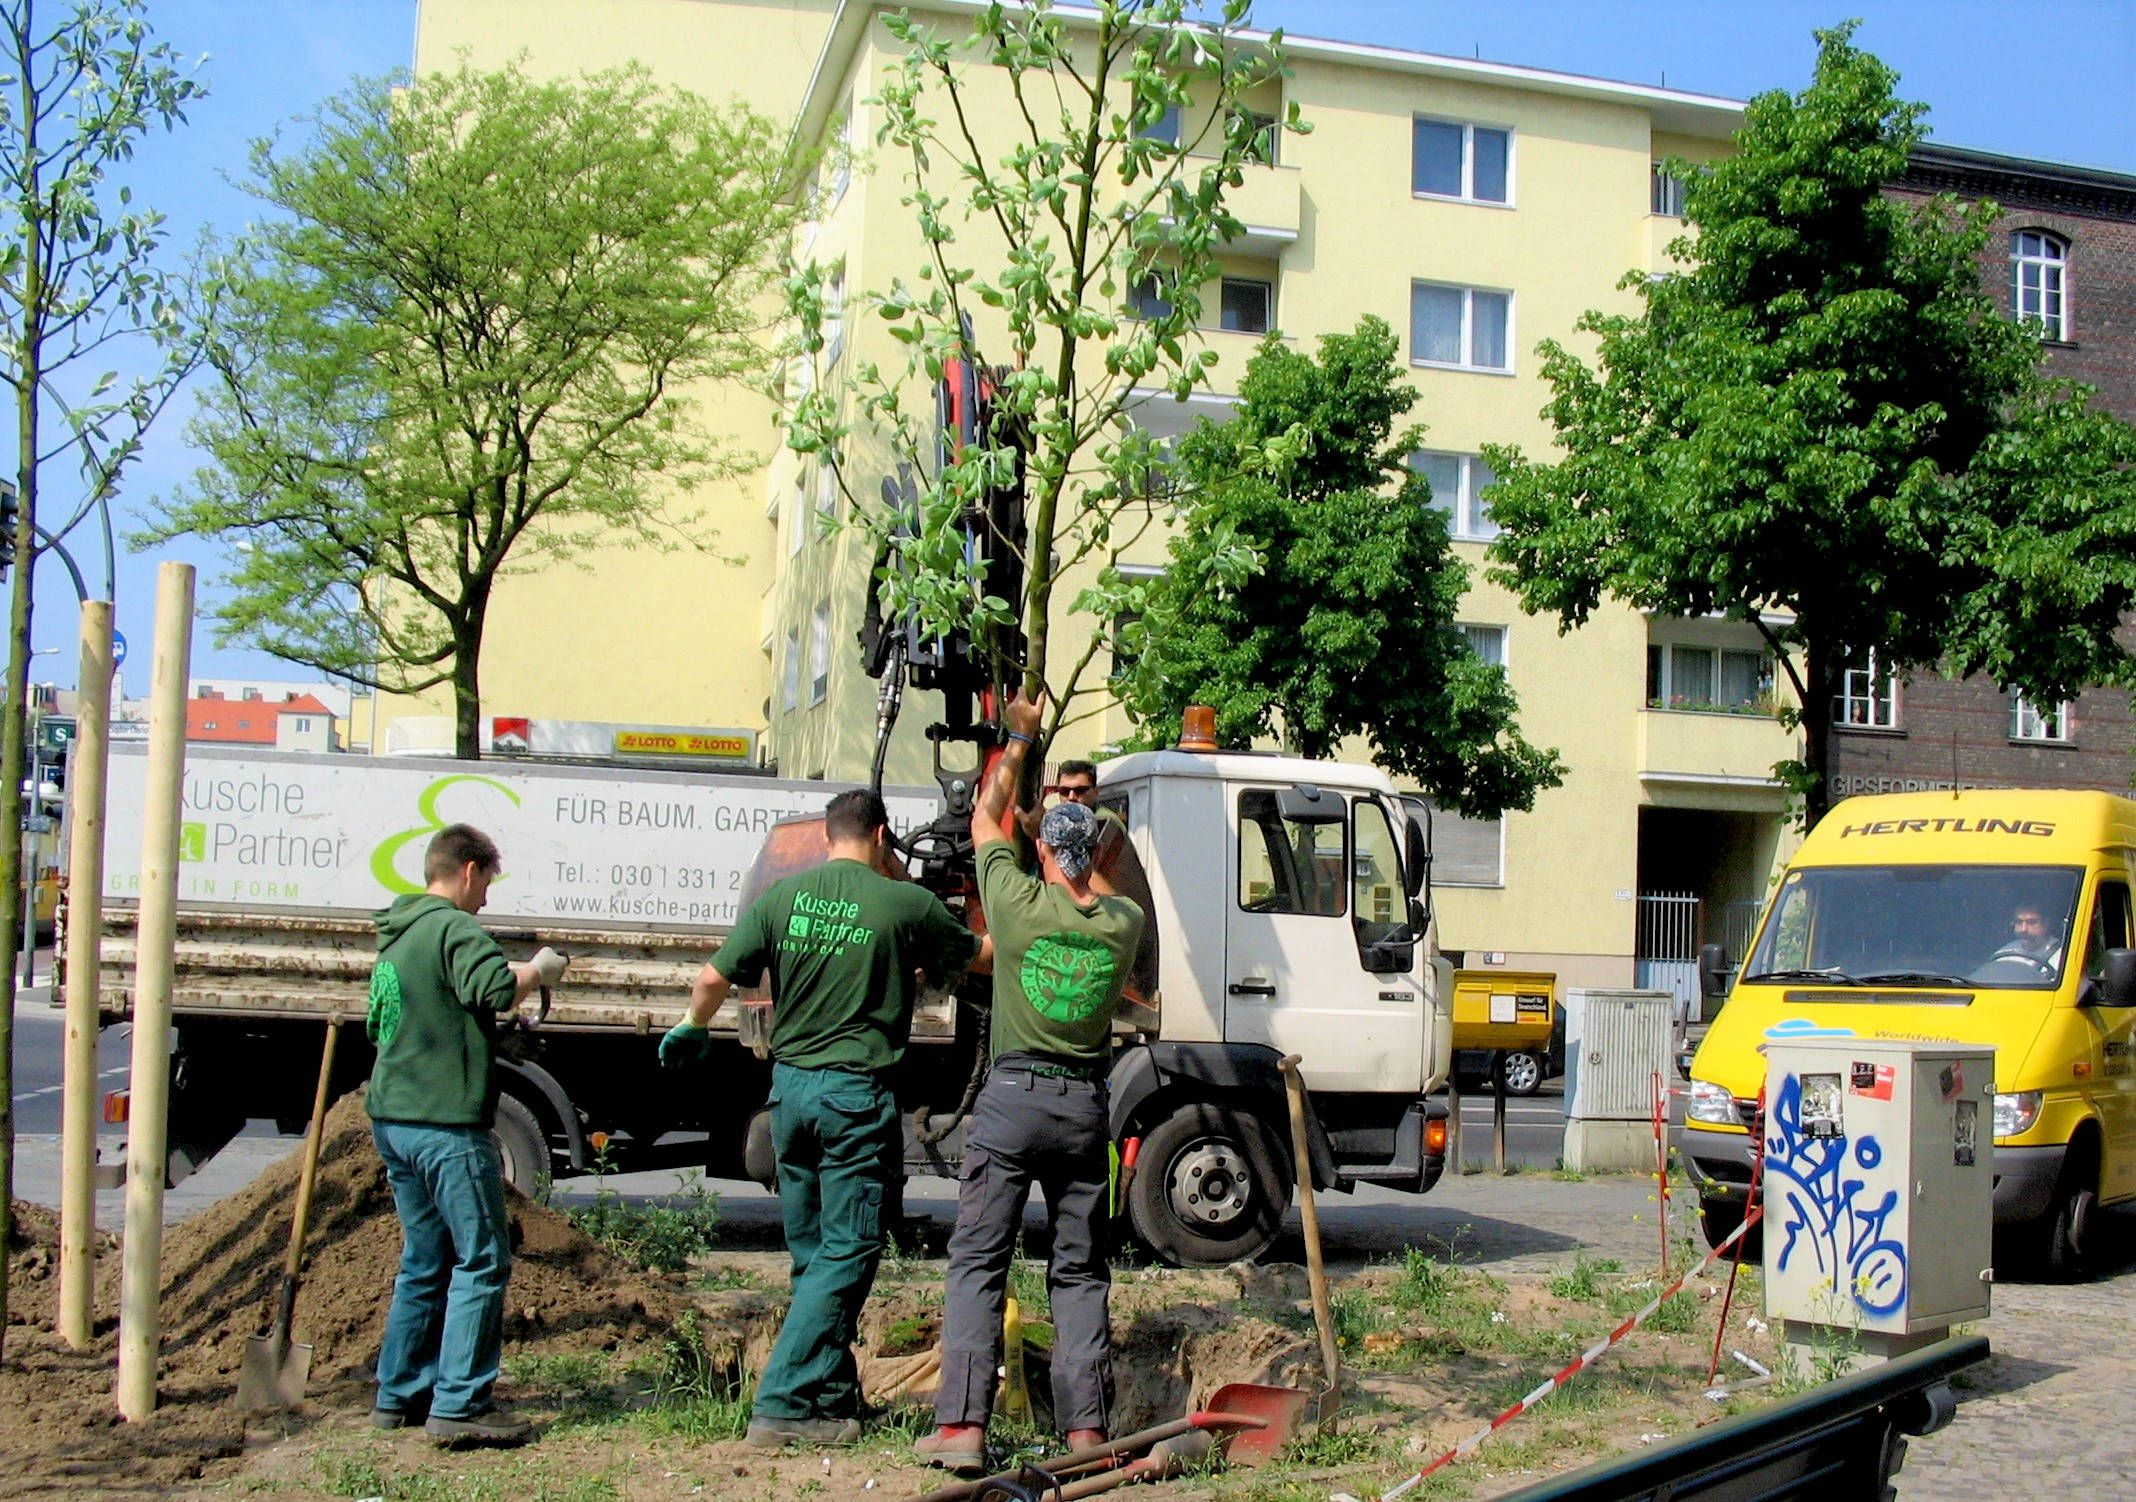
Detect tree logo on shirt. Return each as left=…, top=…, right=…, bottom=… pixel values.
left=1021, top=933, right=1117, bottom=1022
left=368, top=961, right=404, bottom=1047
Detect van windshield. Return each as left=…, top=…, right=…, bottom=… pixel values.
left=1743, top=865, right=2083, bottom=992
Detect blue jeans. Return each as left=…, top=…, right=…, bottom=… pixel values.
left=753, top=1062, right=901, bottom=1421
left=371, top=1120, right=512, bottom=1418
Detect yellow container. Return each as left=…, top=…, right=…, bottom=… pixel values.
left=1449, top=969, right=1556, bottom=1053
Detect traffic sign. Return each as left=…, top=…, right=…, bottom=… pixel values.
left=111, top=629, right=126, bottom=668
left=37, top=716, right=74, bottom=755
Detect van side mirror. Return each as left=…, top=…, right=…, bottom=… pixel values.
left=1698, top=943, right=1730, bottom=1001
left=2098, top=948, right=2136, bottom=1008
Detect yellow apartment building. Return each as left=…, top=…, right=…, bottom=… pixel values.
left=403, top=0, right=1799, bottom=994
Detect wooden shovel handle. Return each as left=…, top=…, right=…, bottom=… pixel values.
left=283, top=1016, right=341, bottom=1283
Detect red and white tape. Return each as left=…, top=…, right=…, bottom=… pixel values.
left=1362, top=1200, right=1766, bottom=1502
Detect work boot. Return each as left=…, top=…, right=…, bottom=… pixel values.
left=369, top=1407, right=418, bottom=1430
left=913, top=1425, right=987, bottom=1476
left=744, top=1415, right=863, bottom=1448
left=1065, top=1428, right=1107, bottom=1455
left=425, top=1404, right=533, bottom=1447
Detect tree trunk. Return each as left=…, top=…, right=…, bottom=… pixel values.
left=451, top=629, right=483, bottom=761
left=0, top=342, right=37, bottom=1366
left=1800, top=642, right=1835, bottom=829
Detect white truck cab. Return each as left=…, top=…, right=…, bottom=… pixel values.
left=1093, top=747, right=1453, bottom=1264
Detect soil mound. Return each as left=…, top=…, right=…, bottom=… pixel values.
left=0, top=1090, right=700, bottom=1498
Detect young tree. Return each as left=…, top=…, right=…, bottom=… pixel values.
left=0, top=0, right=205, bottom=1355
left=1482, top=25, right=2136, bottom=825
left=147, top=61, right=803, bottom=757
left=1117, top=317, right=1562, bottom=815
left=790, top=0, right=1303, bottom=756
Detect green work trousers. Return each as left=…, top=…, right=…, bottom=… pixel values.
left=753, top=1061, right=902, bottom=1421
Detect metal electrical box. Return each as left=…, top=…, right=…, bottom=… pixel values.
left=1562, top=989, right=1674, bottom=1121
left=1560, top=989, right=1674, bottom=1172
left=1763, top=1038, right=1993, bottom=1338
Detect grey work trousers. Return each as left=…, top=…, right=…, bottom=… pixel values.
left=935, top=1063, right=1114, bottom=1434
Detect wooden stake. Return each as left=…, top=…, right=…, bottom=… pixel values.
left=59, top=600, right=114, bottom=1349
left=116, top=564, right=192, bottom=1421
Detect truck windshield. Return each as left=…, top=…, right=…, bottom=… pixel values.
left=1743, top=864, right=2082, bottom=992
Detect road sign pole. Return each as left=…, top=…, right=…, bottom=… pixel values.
left=117, top=564, right=193, bottom=1422
left=59, top=600, right=113, bottom=1349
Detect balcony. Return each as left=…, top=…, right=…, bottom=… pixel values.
left=1222, top=161, right=1301, bottom=256
left=1638, top=707, right=1799, bottom=808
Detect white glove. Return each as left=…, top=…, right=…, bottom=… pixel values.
left=529, top=946, right=570, bottom=985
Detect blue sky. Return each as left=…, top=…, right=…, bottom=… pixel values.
left=29, top=0, right=2134, bottom=691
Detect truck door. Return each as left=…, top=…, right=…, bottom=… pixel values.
left=2080, top=874, right=2136, bottom=1200
left=1225, top=787, right=1426, bottom=1093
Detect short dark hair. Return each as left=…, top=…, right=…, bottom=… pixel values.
left=825, top=789, right=890, bottom=843
left=1057, top=759, right=1098, bottom=785
left=425, top=823, right=501, bottom=883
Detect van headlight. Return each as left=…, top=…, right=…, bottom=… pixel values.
left=1993, top=1091, right=2043, bottom=1139
left=1687, top=1080, right=1738, bottom=1126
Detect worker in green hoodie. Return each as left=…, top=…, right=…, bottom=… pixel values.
left=366, top=822, right=569, bottom=1447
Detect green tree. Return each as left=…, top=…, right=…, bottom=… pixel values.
left=147, top=60, right=803, bottom=757
left=1482, top=24, right=2136, bottom=825
left=790, top=0, right=1302, bottom=756
left=1118, top=317, right=1562, bottom=815
left=0, top=0, right=206, bottom=1355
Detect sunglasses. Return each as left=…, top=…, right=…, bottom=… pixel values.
left=1052, top=783, right=1098, bottom=798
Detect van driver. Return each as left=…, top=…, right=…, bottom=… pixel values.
left=1994, top=900, right=2064, bottom=973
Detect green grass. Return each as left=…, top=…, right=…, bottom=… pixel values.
left=1548, top=1254, right=1622, bottom=1303
left=1280, top=1428, right=1396, bottom=1467
left=1007, top=1242, right=1051, bottom=1320
left=1392, top=1246, right=1457, bottom=1314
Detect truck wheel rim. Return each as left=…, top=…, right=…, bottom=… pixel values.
left=1168, top=1141, right=1252, bottom=1228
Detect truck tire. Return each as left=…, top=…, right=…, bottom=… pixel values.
left=1127, top=1104, right=1291, bottom=1268
left=491, top=1093, right=551, bottom=1194
left=2038, top=1142, right=2098, bottom=1282
left=1699, top=1194, right=1761, bottom=1262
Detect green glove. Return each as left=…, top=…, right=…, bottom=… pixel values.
left=660, top=1020, right=714, bottom=1068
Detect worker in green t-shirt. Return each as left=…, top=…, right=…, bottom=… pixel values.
left=916, top=694, right=1146, bottom=1478
left=660, top=790, right=979, bottom=1449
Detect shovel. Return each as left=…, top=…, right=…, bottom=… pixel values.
left=236, top=1015, right=340, bottom=1411
left=1279, top=1054, right=1342, bottom=1432
left=907, top=1383, right=1311, bottom=1502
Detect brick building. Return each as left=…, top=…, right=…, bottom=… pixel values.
left=1831, top=145, right=2136, bottom=802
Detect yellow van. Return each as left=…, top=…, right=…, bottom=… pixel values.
left=1680, top=789, right=2136, bottom=1278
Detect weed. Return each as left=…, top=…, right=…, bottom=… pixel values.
left=1549, top=1160, right=1588, bottom=1182
left=1392, top=1247, right=1456, bottom=1314
left=316, top=1454, right=387, bottom=1499
left=505, top=1350, right=615, bottom=1391
left=1646, top=1291, right=1702, bottom=1335
left=564, top=1154, right=722, bottom=1273
left=636, top=1309, right=753, bottom=1440
left=1007, top=1242, right=1051, bottom=1320
left=1329, top=1285, right=1381, bottom=1352
left=1549, top=1254, right=1622, bottom=1303
left=863, top=1403, right=934, bottom=1445
left=1281, top=1428, right=1395, bottom=1466
left=696, top=1264, right=766, bottom=1292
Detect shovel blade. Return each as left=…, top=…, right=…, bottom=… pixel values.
left=235, top=1334, right=313, bottom=1412
left=1207, top=1382, right=1312, bottom=1467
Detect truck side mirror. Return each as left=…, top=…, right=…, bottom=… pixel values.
left=1361, top=936, right=1416, bottom=974
left=2097, top=948, right=2136, bottom=1008
left=1698, top=943, right=1730, bottom=1001
left=1403, top=815, right=1429, bottom=898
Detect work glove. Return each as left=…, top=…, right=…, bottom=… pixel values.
left=529, top=946, right=570, bottom=986
left=660, top=1020, right=714, bottom=1068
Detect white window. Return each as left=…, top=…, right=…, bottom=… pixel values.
left=1646, top=643, right=1772, bottom=712
left=823, top=268, right=846, bottom=366
left=1129, top=273, right=1173, bottom=321
left=1220, top=277, right=1272, bottom=334
left=782, top=626, right=802, bottom=712
left=1140, top=104, right=1180, bottom=145
left=2011, top=231, right=2068, bottom=341
left=1416, top=797, right=1504, bottom=887
left=292, top=717, right=312, bottom=733
left=827, top=99, right=852, bottom=204
left=815, top=450, right=840, bottom=519
left=1410, top=283, right=1511, bottom=372
left=1457, top=623, right=1506, bottom=667
left=809, top=603, right=831, bottom=706
left=1835, top=649, right=1898, bottom=729
left=1411, top=118, right=1510, bottom=204
left=1651, top=163, right=1685, bottom=216
left=1411, top=451, right=1500, bottom=541
left=2009, top=692, right=2070, bottom=743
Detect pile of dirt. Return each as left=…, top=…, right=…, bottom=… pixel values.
left=0, top=1091, right=719, bottom=1498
